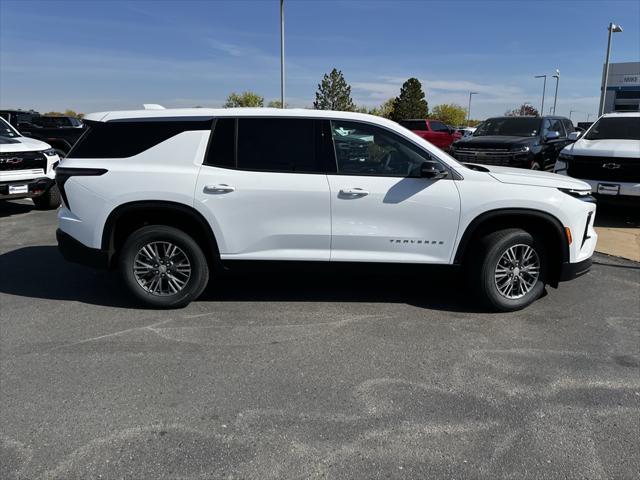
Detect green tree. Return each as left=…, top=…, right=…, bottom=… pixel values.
left=267, top=100, right=288, bottom=108
left=390, top=78, right=429, bottom=121
left=505, top=104, right=539, bottom=117
left=313, top=68, right=355, bottom=111
left=431, top=103, right=467, bottom=126
left=224, top=91, right=264, bottom=108
left=367, top=98, right=395, bottom=118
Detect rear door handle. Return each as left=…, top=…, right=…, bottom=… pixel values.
left=204, top=184, right=235, bottom=194
left=339, top=187, right=369, bottom=197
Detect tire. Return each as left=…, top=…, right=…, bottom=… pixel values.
left=119, top=225, right=209, bottom=308
left=33, top=184, right=61, bottom=210
left=471, top=228, right=547, bottom=312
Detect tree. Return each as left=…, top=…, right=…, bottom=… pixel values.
left=367, top=98, right=395, bottom=119
left=42, top=109, right=84, bottom=119
left=224, top=91, right=264, bottom=108
left=313, top=68, right=355, bottom=111
left=505, top=103, right=539, bottom=117
left=267, top=100, right=288, bottom=108
left=390, top=78, right=429, bottom=122
left=431, top=103, right=467, bottom=126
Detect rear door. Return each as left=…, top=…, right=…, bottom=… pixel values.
left=326, top=119, right=461, bottom=263
left=194, top=117, right=332, bottom=261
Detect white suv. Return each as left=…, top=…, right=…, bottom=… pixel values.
left=56, top=108, right=597, bottom=311
left=554, top=112, right=639, bottom=202
left=0, top=117, right=61, bottom=209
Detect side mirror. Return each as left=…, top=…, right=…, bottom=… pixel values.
left=545, top=131, right=560, bottom=141
left=568, top=131, right=582, bottom=141
left=420, top=160, right=448, bottom=180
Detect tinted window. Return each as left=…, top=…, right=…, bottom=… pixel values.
left=475, top=117, right=541, bottom=137
left=237, top=118, right=322, bottom=173
left=204, top=118, right=235, bottom=168
left=399, top=120, right=427, bottom=131
left=584, top=117, right=640, bottom=141
left=562, top=119, right=574, bottom=134
left=429, top=121, right=449, bottom=132
left=545, top=118, right=566, bottom=137
left=331, top=120, right=430, bottom=177
left=67, top=119, right=213, bottom=158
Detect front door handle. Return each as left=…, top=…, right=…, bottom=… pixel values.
left=204, top=184, right=235, bottom=194
left=339, top=187, right=369, bottom=198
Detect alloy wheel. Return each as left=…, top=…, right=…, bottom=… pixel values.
left=133, top=241, right=191, bottom=296
left=494, top=244, right=540, bottom=299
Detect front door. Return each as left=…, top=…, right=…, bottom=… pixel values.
left=194, top=117, right=331, bottom=261
left=327, top=119, right=461, bottom=263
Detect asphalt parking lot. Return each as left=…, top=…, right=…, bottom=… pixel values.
left=1, top=200, right=639, bottom=479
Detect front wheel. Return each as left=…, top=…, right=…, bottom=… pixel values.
left=472, top=228, right=547, bottom=312
left=119, top=225, right=209, bottom=308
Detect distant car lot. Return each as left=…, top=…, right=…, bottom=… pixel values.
left=1, top=200, right=638, bottom=479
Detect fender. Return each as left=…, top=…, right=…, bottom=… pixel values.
left=453, top=208, right=570, bottom=265
left=101, top=200, right=220, bottom=264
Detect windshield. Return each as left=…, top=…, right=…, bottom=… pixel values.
left=584, top=117, right=640, bottom=141
left=474, top=117, right=541, bottom=137
left=0, top=117, right=20, bottom=138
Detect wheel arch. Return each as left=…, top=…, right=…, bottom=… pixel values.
left=454, top=208, right=570, bottom=285
left=101, top=200, right=220, bottom=268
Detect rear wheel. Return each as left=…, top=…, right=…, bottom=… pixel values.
left=471, top=228, right=547, bottom=311
left=119, top=225, right=209, bottom=308
left=33, top=184, right=61, bottom=210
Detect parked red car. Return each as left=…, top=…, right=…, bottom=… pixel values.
left=399, top=119, right=461, bottom=150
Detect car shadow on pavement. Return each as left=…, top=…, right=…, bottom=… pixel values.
left=594, top=203, right=640, bottom=228
left=0, top=201, right=36, bottom=218
left=0, top=246, right=489, bottom=313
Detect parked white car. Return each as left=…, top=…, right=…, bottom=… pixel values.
left=56, top=108, right=597, bottom=311
left=554, top=112, right=639, bottom=201
left=0, top=117, right=61, bottom=208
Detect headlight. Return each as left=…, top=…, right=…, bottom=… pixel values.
left=43, top=148, right=57, bottom=157
left=511, top=145, right=530, bottom=153
left=558, top=188, right=596, bottom=202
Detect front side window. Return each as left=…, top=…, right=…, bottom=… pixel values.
left=236, top=118, right=322, bottom=173
left=330, top=120, right=430, bottom=177
left=544, top=118, right=566, bottom=137
left=562, top=119, right=574, bottom=134
left=584, top=116, right=640, bottom=141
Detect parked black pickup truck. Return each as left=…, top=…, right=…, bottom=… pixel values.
left=0, top=109, right=86, bottom=157
left=449, top=116, right=577, bottom=171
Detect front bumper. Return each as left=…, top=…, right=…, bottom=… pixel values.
left=559, top=256, right=593, bottom=282
left=57, top=228, right=109, bottom=269
left=0, top=177, right=55, bottom=200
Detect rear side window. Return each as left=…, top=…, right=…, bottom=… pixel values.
left=67, top=119, right=213, bottom=158
left=236, top=118, right=322, bottom=173
left=399, top=120, right=427, bottom=131
left=429, top=121, right=449, bottom=132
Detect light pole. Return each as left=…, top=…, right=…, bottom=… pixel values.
left=534, top=75, right=547, bottom=116
left=279, top=0, right=285, bottom=109
left=467, top=91, right=478, bottom=126
left=598, top=22, right=623, bottom=116
left=552, top=69, right=560, bottom=114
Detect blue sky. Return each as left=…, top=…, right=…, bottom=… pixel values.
left=1, top=0, right=639, bottom=121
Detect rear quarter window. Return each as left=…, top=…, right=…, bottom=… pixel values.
left=67, top=118, right=213, bottom=158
